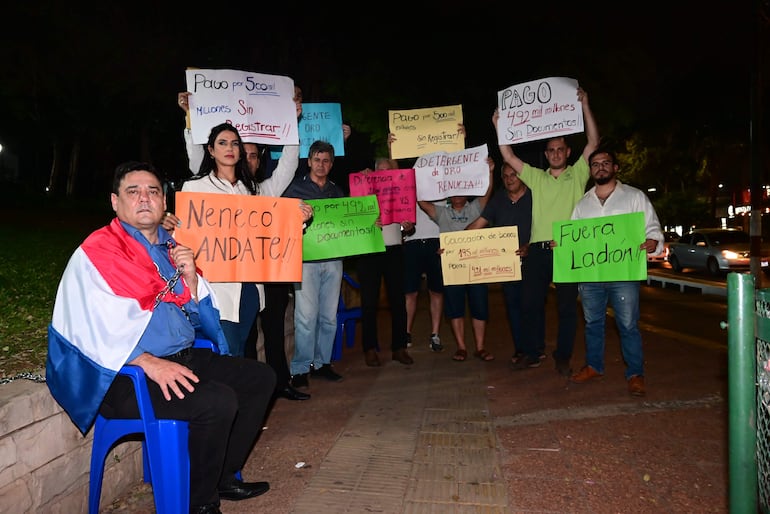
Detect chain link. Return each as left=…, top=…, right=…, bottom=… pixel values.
left=1, top=372, right=46, bottom=385
left=152, top=239, right=186, bottom=309
left=3, top=242, right=181, bottom=386
left=153, top=266, right=183, bottom=309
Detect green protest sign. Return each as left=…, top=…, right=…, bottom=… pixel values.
left=303, top=195, right=385, bottom=261
left=552, top=212, right=647, bottom=283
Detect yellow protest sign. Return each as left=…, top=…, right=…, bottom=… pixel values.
left=439, top=226, right=522, bottom=285
left=388, top=104, right=464, bottom=159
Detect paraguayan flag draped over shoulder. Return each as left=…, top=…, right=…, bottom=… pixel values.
left=46, top=219, right=225, bottom=434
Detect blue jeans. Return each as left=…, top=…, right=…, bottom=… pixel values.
left=291, top=260, right=342, bottom=375
left=578, top=281, right=644, bottom=379
left=220, top=283, right=259, bottom=358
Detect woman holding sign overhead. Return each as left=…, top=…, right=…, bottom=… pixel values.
left=174, top=90, right=313, bottom=402
left=417, top=158, right=494, bottom=362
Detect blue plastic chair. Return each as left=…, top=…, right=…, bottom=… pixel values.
left=89, top=338, right=218, bottom=514
left=332, top=272, right=362, bottom=361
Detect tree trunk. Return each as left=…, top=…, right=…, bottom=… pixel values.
left=46, top=138, right=60, bottom=195
left=66, top=138, right=80, bottom=197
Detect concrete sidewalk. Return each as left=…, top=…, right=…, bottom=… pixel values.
left=104, top=283, right=728, bottom=513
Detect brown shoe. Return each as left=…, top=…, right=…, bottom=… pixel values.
left=628, top=375, right=646, bottom=397
left=364, top=349, right=381, bottom=367
left=570, top=366, right=604, bottom=383
left=392, top=348, right=414, bottom=365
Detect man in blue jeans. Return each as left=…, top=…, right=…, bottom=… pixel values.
left=283, top=141, right=346, bottom=388
left=568, top=148, right=663, bottom=397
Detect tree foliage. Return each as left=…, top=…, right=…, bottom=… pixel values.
left=0, top=2, right=765, bottom=236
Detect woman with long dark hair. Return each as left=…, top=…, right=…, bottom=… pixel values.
left=180, top=123, right=305, bottom=358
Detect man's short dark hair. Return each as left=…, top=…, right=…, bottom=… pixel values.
left=588, top=148, right=617, bottom=166
left=308, top=140, right=335, bottom=161
left=112, top=161, right=163, bottom=194
left=545, top=136, right=569, bottom=147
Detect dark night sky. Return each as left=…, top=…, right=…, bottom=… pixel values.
left=0, top=2, right=762, bottom=195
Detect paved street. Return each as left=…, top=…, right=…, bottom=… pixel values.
left=105, top=279, right=734, bottom=513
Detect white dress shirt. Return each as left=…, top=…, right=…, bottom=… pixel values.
left=571, top=180, right=665, bottom=256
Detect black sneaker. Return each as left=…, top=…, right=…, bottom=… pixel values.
left=429, top=333, right=444, bottom=352
left=290, top=372, right=309, bottom=389
left=310, top=363, right=344, bottom=382
left=509, top=354, right=541, bottom=370
left=276, top=384, right=311, bottom=401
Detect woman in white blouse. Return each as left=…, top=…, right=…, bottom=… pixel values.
left=180, top=122, right=303, bottom=357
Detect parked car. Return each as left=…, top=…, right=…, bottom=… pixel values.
left=647, top=231, right=681, bottom=265
left=667, top=228, right=770, bottom=276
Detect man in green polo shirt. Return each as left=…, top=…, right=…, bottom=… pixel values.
left=492, top=86, right=599, bottom=376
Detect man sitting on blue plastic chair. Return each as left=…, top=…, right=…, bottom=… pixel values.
left=45, top=161, right=277, bottom=514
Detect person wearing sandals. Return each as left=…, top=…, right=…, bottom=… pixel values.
left=466, top=162, right=532, bottom=367
left=418, top=159, right=494, bottom=362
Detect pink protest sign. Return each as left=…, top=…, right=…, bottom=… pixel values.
left=349, top=168, right=416, bottom=225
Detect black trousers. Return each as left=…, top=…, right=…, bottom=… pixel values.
left=356, top=245, right=408, bottom=352
left=520, top=246, right=578, bottom=361
left=245, top=283, right=292, bottom=389
left=100, top=349, right=276, bottom=507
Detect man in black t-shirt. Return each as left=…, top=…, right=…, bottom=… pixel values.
left=466, top=162, right=532, bottom=367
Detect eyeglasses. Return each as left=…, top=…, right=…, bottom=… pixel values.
left=590, top=160, right=614, bottom=169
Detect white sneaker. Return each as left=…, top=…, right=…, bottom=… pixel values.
left=429, top=334, right=443, bottom=352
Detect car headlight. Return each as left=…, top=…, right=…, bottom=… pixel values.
left=722, top=250, right=740, bottom=259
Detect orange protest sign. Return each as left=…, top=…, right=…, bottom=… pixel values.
left=173, top=192, right=304, bottom=283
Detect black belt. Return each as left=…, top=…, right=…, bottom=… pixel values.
left=530, top=241, right=552, bottom=250
left=164, top=346, right=193, bottom=359
left=406, top=238, right=438, bottom=244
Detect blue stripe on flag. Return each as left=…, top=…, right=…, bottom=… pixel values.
left=46, top=324, right=117, bottom=434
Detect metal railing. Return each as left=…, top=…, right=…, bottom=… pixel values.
left=727, top=273, right=760, bottom=512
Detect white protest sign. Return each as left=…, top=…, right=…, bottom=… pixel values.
left=413, top=144, right=489, bottom=201
left=496, top=77, right=582, bottom=145
left=186, top=68, right=299, bottom=145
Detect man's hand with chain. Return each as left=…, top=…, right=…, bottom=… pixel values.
left=169, top=244, right=199, bottom=302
